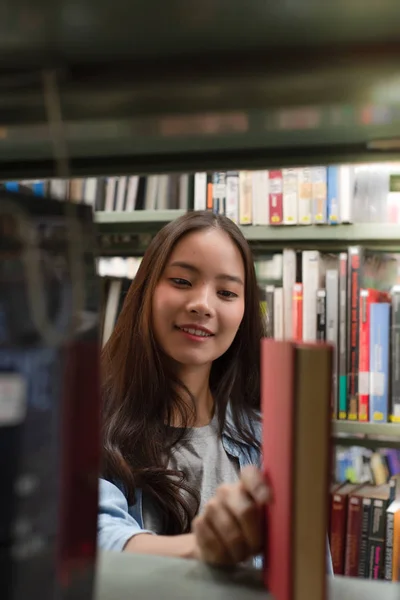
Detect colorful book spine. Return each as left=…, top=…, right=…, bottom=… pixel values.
left=302, top=251, right=321, bottom=342
left=225, top=171, right=240, bottom=223
left=370, top=302, right=390, bottom=423
left=283, top=249, right=297, bottom=340
left=348, top=247, right=362, bottom=421
left=282, top=168, right=298, bottom=225
left=391, top=286, right=400, bottom=423
left=326, top=269, right=339, bottom=419
left=297, top=167, right=312, bottom=224
left=311, top=167, right=328, bottom=224
left=268, top=170, right=283, bottom=225
left=338, top=253, right=348, bottom=419
left=327, top=166, right=340, bottom=224
left=292, top=283, right=303, bottom=341
left=239, top=171, right=252, bottom=224
left=212, top=172, right=226, bottom=215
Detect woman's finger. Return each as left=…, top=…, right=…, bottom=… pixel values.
left=201, top=496, right=250, bottom=564
left=217, top=483, right=264, bottom=555
left=239, top=465, right=270, bottom=506
left=192, top=513, right=234, bottom=566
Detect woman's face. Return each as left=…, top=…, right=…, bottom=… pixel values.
left=152, top=228, right=245, bottom=368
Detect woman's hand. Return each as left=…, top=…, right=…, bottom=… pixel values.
left=192, top=465, right=270, bottom=566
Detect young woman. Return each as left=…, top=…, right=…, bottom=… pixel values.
left=98, top=210, right=333, bottom=571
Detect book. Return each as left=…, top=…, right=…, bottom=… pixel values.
left=370, top=302, right=390, bottom=423
left=292, top=284, right=303, bottom=341
left=327, top=166, right=340, bottom=224
left=297, top=168, right=312, bottom=225
left=330, top=482, right=362, bottom=575
left=326, top=269, right=339, bottom=418
left=347, top=246, right=363, bottom=421
left=338, top=252, right=348, bottom=419
left=268, top=170, right=283, bottom=225
left=385, top=499, right=400, bottom=581
left=311, top=167, right=328, bottom=224
left=282, top=169, right=298, bottom=225
left=316, top=289, right=327, bottom=341
left=302, top=251, right=322, bottom=341
left=262, top=339, right=332, bottom=600
left=391, top=286, right=400, bottom=423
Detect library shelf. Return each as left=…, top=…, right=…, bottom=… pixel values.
left=333, top=420, right=400, bottom=449
left=95, top=212, right=400, bottom=248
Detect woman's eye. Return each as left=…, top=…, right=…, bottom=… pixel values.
left=218, top=290, right=238, bottom=299
left=170, top=278, right=191, bottom=287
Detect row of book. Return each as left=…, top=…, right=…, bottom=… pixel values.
left=261, top=247, right=400, bottom=423
left=0, top=175, right=193, bottom=212
left=194, top=163, right=400, bottom=225
left=335, top=447, right=400, bottom=486
left=329, top=478, right=400, bottom=580
left=4, top=161, right=400, bottom=225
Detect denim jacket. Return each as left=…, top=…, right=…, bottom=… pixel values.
left=98, top=407, right=333, bottom=574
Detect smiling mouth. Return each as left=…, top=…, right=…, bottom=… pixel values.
left=175, top=326, right=214, bottom=338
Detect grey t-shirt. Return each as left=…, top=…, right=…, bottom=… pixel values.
left=142, top=413, right=240, bottom=534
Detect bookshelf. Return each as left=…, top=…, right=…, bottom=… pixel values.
left=96, top=213, right=400, bottom=246
left=333, top=421, right=400, bottom=449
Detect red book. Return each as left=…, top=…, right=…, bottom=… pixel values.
left=262, top=339, right=332, bottom=600
left=292, top=284, right=303, bottom=341
left=262, top=340, right=296, bottom=600
left=358, top=289, right=390, bottom=421
left=330, top=483, right=363, bottom=575
left=269, top=170, right=283, bottom=225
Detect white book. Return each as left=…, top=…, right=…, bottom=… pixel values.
left=283, top=168, right=298, bottom=224
left=283, top=248, right=297, bottom=339
left=156, top=175, right=170, bottom=209
left=311, top=167, right=328, bottom=224
left=339, top=165, right=354, bottom=223
left=297, top=168, right=312, bottom=224
left=125, top=176, right=140, bottom=211
left=179, top=174, right=189, bottom=210
left=225, top=171, right=240, bottom=223
left=273, top=287, right=284, bottom=340
left=49, top=179, right=69, bottom=201
left=252, top=170, right=269, bottom=225
left=302, top=250, right=322, bottom=341
left=115, top=176, right=127, bottom=211
left=105, top=177, right=117, bottom=211
left=194, top=172, right=207, bottom=211
left=144, top=176, right=159, bottom=210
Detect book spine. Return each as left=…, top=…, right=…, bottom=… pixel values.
left=225, top=171, right=240, bottom=223
left=339, top=165, right=354, bottom=223
left=292, top=283, right=303, bottom=341
left=344, top=495, right=363, bottom=577
left=282, top=168, right=298, bottom=225
left=358, top=497, right=372, bottom=577
left=384, top=511, right=394, bottom=581
left=265, top=286, right=275, bottom=339
left=358, top=290, right=370, bottom=422
left=282, top=249, right=297, bottom=340
left=311, top=166, right=328, bottom=224
left=206, top=173, right=213, bottom=210
left=339, top=252, right=348, bottom=419
left=316, top=289, right=327, bottom=341
left=370, top=302, right=390, bottom=423
left=273, top=288, right=284, bottom=340
left=212, top=172, right=226, bottom=215
left=239, top=171, right=252, bottom=224
left=302, top=251, right=321, bottom=342
left=347, top=247, right=362, bottom=421
left=391, top=287, right=400, bottom=423
left=251, top=170, right=269, bottom=225
left=268, top=170, right=283, bottom=225
left=297, top=167, right=312, bottom=224
left=327, top=166, right=340, bottom=224
left=330, top=492, right=348, bottom=575
left=326, top=269, right=339, bottom=418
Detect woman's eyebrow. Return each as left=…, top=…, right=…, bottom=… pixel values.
left=169, top=261, right=243, bottom=285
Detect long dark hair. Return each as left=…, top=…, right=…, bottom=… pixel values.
left=101, top=211, right=266, bottom=534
